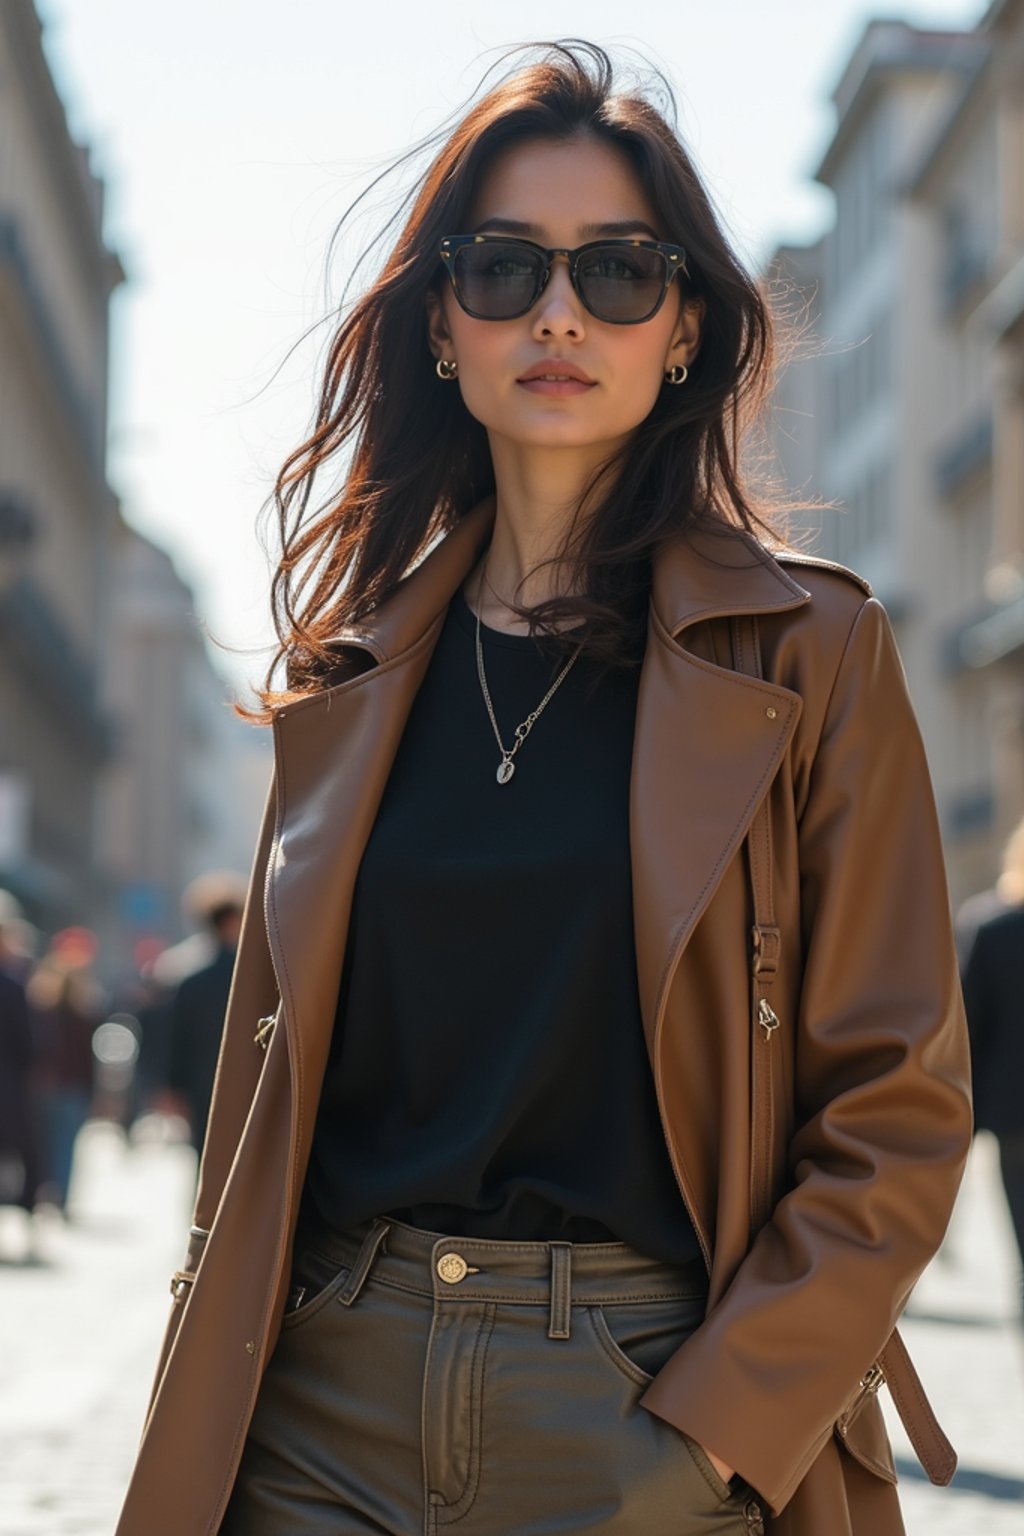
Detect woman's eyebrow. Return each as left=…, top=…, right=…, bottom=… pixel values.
left=471, top=217, right=661, bottom=241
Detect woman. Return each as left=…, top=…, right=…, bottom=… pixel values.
left=116, top=40, right=972, bottom=1536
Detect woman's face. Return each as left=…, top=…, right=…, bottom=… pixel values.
left=425, top=135, right=703, bottom=459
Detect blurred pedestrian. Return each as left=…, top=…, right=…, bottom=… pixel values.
left=954, top=813, right=1024, bottom=972
left=960, top=818, right=1024, bottom=1317
left=26, top=927, right=106, bottom=1214
left=0, top=888, right=39, bottom=984
left=0, top=890, right=39, bottom=1211
left=164, top=874, right=245, bottom=1159
left=106, top=937, right=173, bottom=1128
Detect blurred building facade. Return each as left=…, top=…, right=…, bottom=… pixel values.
left=95, top=524, right=271, bottom=980
left=0, top=1, right=270, bottom=982
left=766, top=3, right=1024, bottom=909
left=909, top=0, right=1024, bottom=902
left=0, top=0, right=123, bottom=929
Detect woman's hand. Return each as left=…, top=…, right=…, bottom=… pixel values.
left=701, top=1444, right=735, bottom=1486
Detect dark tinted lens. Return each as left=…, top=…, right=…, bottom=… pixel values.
left=577, top=244, right=666, bottom=321
left=454, top=241, right=543, bottom=318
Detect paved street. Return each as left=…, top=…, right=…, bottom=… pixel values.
left=0, top=1119, right=1021, bottom=1534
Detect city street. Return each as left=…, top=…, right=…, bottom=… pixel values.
left=0, top=1119, right=1021, bottom=1534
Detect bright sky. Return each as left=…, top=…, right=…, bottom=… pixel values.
left=37, top=0, right=987, bottom=699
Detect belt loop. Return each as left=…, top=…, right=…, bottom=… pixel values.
left=337, top=1218, right=391, bottom=1307
left=548, top=1242, right=572, bottom=1340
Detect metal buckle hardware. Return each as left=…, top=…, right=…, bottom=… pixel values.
left=837, top=1360, right=886, bottom=1433
left=750, top=923, right=781, bottom=978
left=860, top=1362, right=885, bottom=1396
left=757, top=997, right=780, bottom=1039
left=254, top=1013, right=276, bottom=1051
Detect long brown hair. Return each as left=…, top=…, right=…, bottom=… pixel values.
left=241, top=39, right=797, bottom=723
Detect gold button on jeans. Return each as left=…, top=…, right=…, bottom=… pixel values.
left=437, top=1252, right=469, bottom=1283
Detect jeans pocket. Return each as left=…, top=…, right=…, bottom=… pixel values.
left=587, top=1294, right=706, bottom=1388
left=280, top=1245, right=353, bottom=1331
left=680, top=1431, right=737, bottom=1503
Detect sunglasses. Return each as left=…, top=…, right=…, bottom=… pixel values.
left=438, top=235, right=690, bottom=325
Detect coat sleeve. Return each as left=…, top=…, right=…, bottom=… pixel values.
left=638, top=596, right=974, bottom=1514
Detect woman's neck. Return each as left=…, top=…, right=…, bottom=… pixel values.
left=465, top=438, right=617, bottom=630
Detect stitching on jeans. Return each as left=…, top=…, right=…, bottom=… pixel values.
left=586, top=1305, right=653, bottom=1387
left=595, top=1289, right=707, bottom=1304
left=433, top=1304, right=496, bottom=1524
left=421, top=1308, right=441, bottom=1523
left=361, top=1274, right=437, bottom=1301
left=362, top=1273, right=707, bottom=1304
left=433, top=1289, right=705, bottom=1304
left=338, top=1219, right=390, bottom=1306
left=548, top=1243, right=572, bottom=1339
left=279, top=1264, right=353, bottom=1331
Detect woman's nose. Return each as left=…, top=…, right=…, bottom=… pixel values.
left=532, top=253, right=585, bottom=333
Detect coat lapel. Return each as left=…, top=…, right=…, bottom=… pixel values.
left=631, top=523, right=810, bottom=1058
left=265, top=499, right=812, bottom=1165
left=265, top=499, right=496, bottom=1176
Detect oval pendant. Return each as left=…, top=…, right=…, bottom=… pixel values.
left=496, top=758, right=515, bottom=785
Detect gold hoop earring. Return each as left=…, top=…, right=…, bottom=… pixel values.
left=664, top=364, right=689, bottom=385
left=436, top=358, right=458, bottom=380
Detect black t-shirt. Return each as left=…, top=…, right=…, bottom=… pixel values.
left=304, top=583, right=702, bottom=1264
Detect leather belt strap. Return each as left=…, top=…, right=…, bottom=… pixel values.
left=548, top=1242, right=572, bottom=1340
left=731, top=614, right=957, bottom=1488
left=877, top=1330, right=956, bottom=1484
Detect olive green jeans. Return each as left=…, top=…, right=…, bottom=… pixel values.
left=221, top=1212, right=765, bottom=1534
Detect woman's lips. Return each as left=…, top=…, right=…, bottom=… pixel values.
left=517, top=378, right=596, bottom=396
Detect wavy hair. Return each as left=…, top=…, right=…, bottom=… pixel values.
left=240, top=39, right=802, bottom=722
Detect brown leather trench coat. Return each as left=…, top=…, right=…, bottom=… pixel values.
left=116, top=496, right=972, bottom=1536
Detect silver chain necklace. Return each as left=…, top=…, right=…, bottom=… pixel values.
left=473, top=563, right=583, bottom=786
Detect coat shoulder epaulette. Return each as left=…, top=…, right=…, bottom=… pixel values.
left=770, top=547, right=874, bottom=599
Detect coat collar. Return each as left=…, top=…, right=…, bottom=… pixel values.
left=322, top=493, right=811, bottom=666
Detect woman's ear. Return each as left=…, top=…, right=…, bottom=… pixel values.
left=665, top=296, right=705, bottom=371
left=425, top=287, right=455, bottom=363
